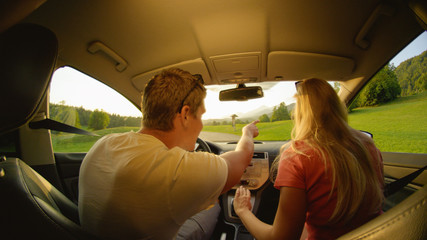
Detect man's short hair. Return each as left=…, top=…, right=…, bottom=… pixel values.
left=141, top=68, right=206, bottom=131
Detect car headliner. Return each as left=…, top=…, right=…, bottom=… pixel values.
left=3, top=0, right=425, bottom=109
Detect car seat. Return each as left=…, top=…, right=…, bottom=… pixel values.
left=0, top=23, right=97, bottom=239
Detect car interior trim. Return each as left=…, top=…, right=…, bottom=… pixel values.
left=355, top=3, right=395, bottom=50
left=131, top=58, right=212, bottom=91
left=87, top=41, right=128, bottom=72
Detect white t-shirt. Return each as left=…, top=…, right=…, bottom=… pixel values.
left=78, top=132, right=228, bottom=239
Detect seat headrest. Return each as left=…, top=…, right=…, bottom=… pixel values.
left=0, top=23, right=58, bottom=135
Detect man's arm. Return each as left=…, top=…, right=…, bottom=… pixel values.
left=219, top=120, right=259, bottom=194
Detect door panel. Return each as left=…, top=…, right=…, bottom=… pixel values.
left=382, top=151, right=427, bottom=210
left=382, top=152, right=427, bottom=186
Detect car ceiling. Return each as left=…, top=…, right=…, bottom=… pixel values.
left=4, top=0, right=425, bottom=107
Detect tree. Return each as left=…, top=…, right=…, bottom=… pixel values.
left=108, top=114, right=125, bottom=128
left=124, top=116, right=142, bottom=127
left=88, top=109, right=110, bottom=130
left=395, top=50, right=427, bottom=95
left=259, top=114, right=270, bottom=122
left=76, top=106, right=92, bottom=126
left=415, top=73, right=427, bottom=92
left=49, top=103, right=81, bottom=128
left=358, top=64, right=401, bottom=106
left=271, top=102, right=290, bottom=122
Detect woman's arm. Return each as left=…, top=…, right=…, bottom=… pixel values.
left=234, top=186, right=306, bottom=240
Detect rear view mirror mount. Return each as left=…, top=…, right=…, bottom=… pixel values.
left=219, top=84, right=264, bottom=101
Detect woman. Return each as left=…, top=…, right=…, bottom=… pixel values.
left=233, top=78, right=384, bottom=240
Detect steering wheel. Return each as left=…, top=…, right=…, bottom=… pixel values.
left=195, top=138, right=212, bottom=152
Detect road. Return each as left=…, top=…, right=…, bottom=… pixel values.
left=198, top=131, right=241, bottom=142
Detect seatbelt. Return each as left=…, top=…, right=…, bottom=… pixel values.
left=29, top=118, right=98, bottom=136
left=384, top=165, right=427, bottom=197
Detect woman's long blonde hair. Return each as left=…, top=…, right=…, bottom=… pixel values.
left=271, top=78, right=383, bottom=224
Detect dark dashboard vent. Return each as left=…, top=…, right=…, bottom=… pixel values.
left=227, top=141, right=263, bottom=144
left=252, top=152, right=266, bottom=159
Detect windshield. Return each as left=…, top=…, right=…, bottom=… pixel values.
left=204, top=82, right=297, bottom=120
left=201, top=82, right=298, bottom=142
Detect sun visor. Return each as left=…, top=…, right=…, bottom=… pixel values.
left=131, top=58, right=211, bottom=92
left=267, top=51, right=355, bottom=81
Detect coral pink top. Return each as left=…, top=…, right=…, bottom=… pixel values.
left=274, top=141, right=384, bottom=240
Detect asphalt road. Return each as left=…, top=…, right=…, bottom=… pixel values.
left=198, top=131, right=241, bottom=142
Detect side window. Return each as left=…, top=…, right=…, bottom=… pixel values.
left=347, top=32, right=427, bottom=154
left=49, top=66, right=142, bottom=153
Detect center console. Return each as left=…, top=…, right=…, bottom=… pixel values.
left=222, top=151, right=269, bottom=223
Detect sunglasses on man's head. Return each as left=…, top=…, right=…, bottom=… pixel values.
left=177, top=74, right=205, bottom=113
left=192, top=74, right=204, bottom=85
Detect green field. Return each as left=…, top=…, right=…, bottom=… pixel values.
left=52, top=127, right=140, bottom=152
left=348, top=93, right=427, bottom=153
left=53, top=92, right=427, bottom=153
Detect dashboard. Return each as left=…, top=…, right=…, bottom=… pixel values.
left=233, top=151, right=270, bottom=190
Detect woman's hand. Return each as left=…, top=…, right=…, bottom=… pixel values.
left=233, top=186, right=252, bottom=216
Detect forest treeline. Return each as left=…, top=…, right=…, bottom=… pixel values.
left=49, top=103, right=141, bottom=131
left=206, top=101, right=292, bottom=126
left=349, top=50, right=426, bottom=110
left=395, top=50, right=427, bottom=96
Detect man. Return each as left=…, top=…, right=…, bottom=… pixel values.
left=78, top=68, right=259, bottom=239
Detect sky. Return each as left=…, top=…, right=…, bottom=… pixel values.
left=389, top=31, right=427, bottom=67
left=50, top=31, right=427, bottom=119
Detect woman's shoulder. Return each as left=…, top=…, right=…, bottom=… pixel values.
left=288, top=140, right=321, bottom=153
left=282, top=140, right=323, bottom=163
left=351, top=128, right=375, bottom=145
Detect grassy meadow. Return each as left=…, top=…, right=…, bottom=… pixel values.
left=52, top=92, right=427, bottom=153
left=52, top=127, right=140, bottom=152
left=348, top=92, right=427, bottom=153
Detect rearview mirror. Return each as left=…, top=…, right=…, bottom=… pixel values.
left=219, top=84, right=264, bottom=101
